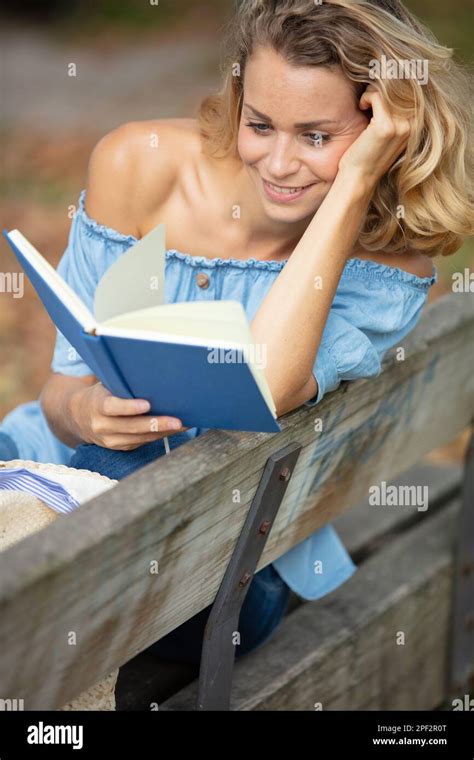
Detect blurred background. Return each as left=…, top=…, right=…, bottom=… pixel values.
left=0, top=0, right=472, bottom=463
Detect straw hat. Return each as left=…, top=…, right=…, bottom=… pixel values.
left=0, top=459, right=119, bottom=711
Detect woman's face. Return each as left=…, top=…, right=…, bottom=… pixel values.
left=238, top=46, right=370, bottom=224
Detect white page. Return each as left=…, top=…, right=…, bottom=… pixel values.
left=94, top=223, right=166, bottom=322
left=101, top=299, right=249, bottom=334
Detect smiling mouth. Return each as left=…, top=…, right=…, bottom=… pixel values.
left=262, top=178, right=317, bottom=195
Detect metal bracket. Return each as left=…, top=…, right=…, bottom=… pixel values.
left=449, top=428, right=474, bottom=699
left=196, top=441, right=303, bottom=710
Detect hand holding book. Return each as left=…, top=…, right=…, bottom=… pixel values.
left=69, top=381, right=190, bottom=452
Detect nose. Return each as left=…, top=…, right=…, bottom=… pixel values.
left=265, top=133, right=300, bottom=180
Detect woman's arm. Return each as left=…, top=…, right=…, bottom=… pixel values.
left=40, top=373, right=98, bottom=448
left=251, top=89, right=411, bottom=417
left=251, top=171, right=371, bottom=415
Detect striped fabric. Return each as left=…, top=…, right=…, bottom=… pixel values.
left=0, top=468, right=80, bottom=514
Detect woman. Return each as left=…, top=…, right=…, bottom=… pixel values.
left=1, top=0, right=472, bottom=664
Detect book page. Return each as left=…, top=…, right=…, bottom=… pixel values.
left=101, top=299, right=250, bottom=341
left=94, top=223, right=166, bottom=322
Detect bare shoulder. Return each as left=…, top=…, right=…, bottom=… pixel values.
left=355, top=248, right=434, bottom=278
left=390, top=250, right=434, bottom=278
left=85, top=118, right=201, bottom=237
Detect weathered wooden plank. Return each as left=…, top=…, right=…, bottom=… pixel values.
left=0, top=293, right=472, bottom=708
left=336, top=461, right=462, bottom=557
left=161, top=500, right=460, bottom=711
left=117, top=460, right=462, bottom=709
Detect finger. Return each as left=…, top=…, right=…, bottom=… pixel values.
left=142, top=416, right=186, bottom=434
left=101, top=415, right=185, bottom=435
left=359, top=86, right=376, bottom=111
left=101, top=394, right=152, bottom=416
left=359, top=90, right=386, bottom=117
left=360, top=91, right=396, bottom=135
left=393, top=117, right=411, bottom=137
left=360, top=83, right=377, bottom=100
left=367, top=94, right=411, bottom=144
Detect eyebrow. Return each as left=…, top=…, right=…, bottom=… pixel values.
left=243, top=103, right=341, bottom=129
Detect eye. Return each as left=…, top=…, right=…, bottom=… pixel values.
left=306, top=132, right=331, bottom=147
left=246, top=121, right=271, bottom=135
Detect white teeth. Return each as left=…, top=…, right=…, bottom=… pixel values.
left=266, top=181, right=306, bottom=194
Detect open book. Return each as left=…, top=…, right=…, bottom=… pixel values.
left=3, top=225, right=280, bottom=433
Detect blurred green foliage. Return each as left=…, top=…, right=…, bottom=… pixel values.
left=1, top=0, right=231, bottom=40
left=407, top=0, right=473, bottom=62
left=2, top=0, right=472, bottom=63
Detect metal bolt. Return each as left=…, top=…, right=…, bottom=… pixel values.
left=279, top=467, right=291, bottom=482
left=239, top=572, right=251, bottom=587
left=259, top=520, right=271, bottom=535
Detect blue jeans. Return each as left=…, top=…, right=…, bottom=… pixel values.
left=68, top=441, right=291, bottom=666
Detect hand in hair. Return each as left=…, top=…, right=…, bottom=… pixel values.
left=337, top=84, right=411, bottom=192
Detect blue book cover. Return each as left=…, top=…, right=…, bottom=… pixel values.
left=3, top=228, right=280, bottom=433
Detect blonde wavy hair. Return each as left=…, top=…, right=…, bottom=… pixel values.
left=197, top=0, right=473, bottom=257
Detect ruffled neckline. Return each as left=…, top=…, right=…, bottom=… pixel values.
left=77, top=189, right=437, bottom=288
left=343, top=255, right=437, bottom=289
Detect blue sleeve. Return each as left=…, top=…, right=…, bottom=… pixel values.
left=304, top=264, right=436, bottom=406
left=50, top=191, right=136, bottom=377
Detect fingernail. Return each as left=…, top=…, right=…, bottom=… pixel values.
left=170, top=420, right=182, bottom=430
left=137, top=400, right=150, bottom=412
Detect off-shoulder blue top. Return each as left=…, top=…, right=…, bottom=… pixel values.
left=0, top=190, right=437, bottom=600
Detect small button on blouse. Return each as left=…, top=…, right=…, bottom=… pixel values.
left=196, top=273, right=210, bottom=289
